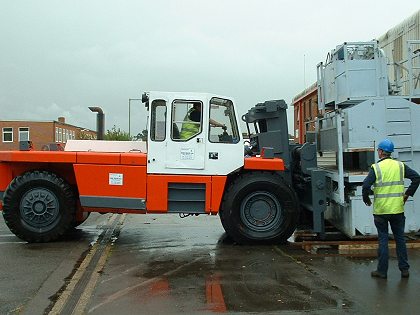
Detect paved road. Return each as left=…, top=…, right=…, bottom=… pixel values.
left=0, top=212, right=108, bottom=315
left=1, top=213, right=420, bottom=314
left=86, top=214, right=355, bottom=315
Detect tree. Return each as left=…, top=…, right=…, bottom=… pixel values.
left=104, top=126, right=132, bottom=141
left=77, top=130, right=96, bottom=140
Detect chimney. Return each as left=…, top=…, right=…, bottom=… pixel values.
left=58, top=117, right=65, bottom=123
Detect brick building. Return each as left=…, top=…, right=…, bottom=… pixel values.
left=0, top=117, right=96, bottom=151
left=292, top=82, right=318, bottom=144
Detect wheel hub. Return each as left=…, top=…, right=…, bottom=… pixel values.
left=249, top=200, right=271, bottom=221
left=20, top=188, right=59, bottom=229
left=240, top=191, right=282, bottom=232
left=33, top=201, right=46, bottom=214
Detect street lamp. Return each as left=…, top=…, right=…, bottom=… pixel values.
left=128, top=98, right=142, bottom=137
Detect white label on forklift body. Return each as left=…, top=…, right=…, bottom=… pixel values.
left=180, top=148, right=194, bottom=160
left=109, top=173, right=123, bottom=185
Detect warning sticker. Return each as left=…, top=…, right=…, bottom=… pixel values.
left=180, top=148, right=195, bottom=160
left=109, top=173, right=123, bottom=185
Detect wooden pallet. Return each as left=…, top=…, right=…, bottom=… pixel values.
left=291, top=229, right=420, bottom=254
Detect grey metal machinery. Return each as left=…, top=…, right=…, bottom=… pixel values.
left=316, top=40, right=420, bottom=237
left=243, top=100, right=327, bottom=235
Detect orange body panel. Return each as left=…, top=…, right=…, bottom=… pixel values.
left=211, top=176, right=227, bottom=214
left=0, top=161, right=76, bottom=211
left=76, top=152, right=121, bottom=165
left=147, top=175, right=227, bottom=213
left=74, top=164, right=146, bottom=198
left=0, top=151, right=77, bottom=163
left=0, top=163, right=13, bottom=193
left=0, top=151, right=227, bottom=215
left=0, top=151, right=147, bottom=166
left=244, top=156, right=285, bottom=171
left=120, top=153, right=147, bottom=166
left=8, top=162, right=77, bottom=185
left=76, top=152, right=147, bottom=165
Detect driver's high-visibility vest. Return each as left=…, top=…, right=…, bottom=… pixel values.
left=372, top=159, right=405, bottom=214
left=180, top=109, right=200, bottom=139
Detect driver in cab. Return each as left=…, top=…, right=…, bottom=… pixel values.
left=180, top=103, right=225, bottom=139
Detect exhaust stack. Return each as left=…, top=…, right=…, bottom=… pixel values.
left=89, top=107, right=105, bottom=140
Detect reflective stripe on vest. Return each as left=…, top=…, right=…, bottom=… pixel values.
left=372, top=159, right=405, bottom=214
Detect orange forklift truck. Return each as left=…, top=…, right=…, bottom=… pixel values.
left=0, top=92, right=325, bottom=244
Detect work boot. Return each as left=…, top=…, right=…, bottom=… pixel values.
left=371, top=270, right=387, bottom=279
left=401, top=270, right=409, bottom=278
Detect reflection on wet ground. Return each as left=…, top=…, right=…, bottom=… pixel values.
left=3, top=213, right=419, bottom=314
left=87, top=215, right=356, bottom=314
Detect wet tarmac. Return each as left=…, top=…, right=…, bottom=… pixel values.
left=84, top=214, right=420, bottom=315
left=0, top=213, right=105, bottom=315
left=1, top=213, right=420, bottom=314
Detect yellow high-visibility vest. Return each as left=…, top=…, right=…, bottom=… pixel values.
left=180, top=109, right=200, bottom=140
left=372, top=159, right=405, bottom=214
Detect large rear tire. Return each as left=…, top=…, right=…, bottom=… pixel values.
left=220, top=172, right=299, bottom=244
left=2, top=170, right=76, bottom=243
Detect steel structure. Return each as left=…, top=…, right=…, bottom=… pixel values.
left=316, top=41, right=420, bottom=236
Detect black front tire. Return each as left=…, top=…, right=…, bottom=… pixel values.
left=220, top=172, right=299, bottom=244
left=2, top=170, right=76, bottom=243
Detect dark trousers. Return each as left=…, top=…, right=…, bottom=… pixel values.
left=374, top=213, right=409, bottom=274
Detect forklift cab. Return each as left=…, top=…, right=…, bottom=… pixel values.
left=144, top=91, right=244, bottom=175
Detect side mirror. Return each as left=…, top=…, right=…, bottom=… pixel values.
left=142, top=92, right=149, bottom=108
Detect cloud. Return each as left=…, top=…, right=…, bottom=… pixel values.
left=0, top=1, right=418, bottom=135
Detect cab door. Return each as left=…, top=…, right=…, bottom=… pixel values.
left=147, top=98, right=205, bottom=174
left=165, top=99, right=205, bottom=170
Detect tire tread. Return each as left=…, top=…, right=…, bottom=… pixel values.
left=2, top=170, right=75, bottom=243
left=220, top=171, right=299, bottom=244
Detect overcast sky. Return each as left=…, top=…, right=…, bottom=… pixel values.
left=0, top=1, right=419, bottom=135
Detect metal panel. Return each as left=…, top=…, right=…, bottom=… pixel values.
left=378, top=10, right=420, bottom=96
left=167, top=183, right=206, bottom=213
left=325, top=201, right=354, bottom=237
left=321, top=96, right=420, bottom=237
left=318, top=128, right=338, bottom=152
left=405, top=201, right=419, bottom=232
left=386, top=121, right=411, bottom=135
left=80, top=196, right=146, bottom=210
left=398, top=151, right=414, bottom=164
left=326, top=197, right=418, bottom=237
left=317, top=42, right=389, bottom=109
left=351, top=197, right=377, bottom=235
left=385, top=108, right=410, bottom=121
left=388, top=135, right=412, bottom=148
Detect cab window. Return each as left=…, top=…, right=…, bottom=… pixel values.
left=171, top=100, right=202, bottom=141
left=209, top=98, right=240, bottom=144
left=150, top=100, right=166, bottom=141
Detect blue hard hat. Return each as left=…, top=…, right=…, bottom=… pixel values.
left=378, top=139, right=394, bottom=153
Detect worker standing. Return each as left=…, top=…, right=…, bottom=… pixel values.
left=362, top=139, right=420, bottom=279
